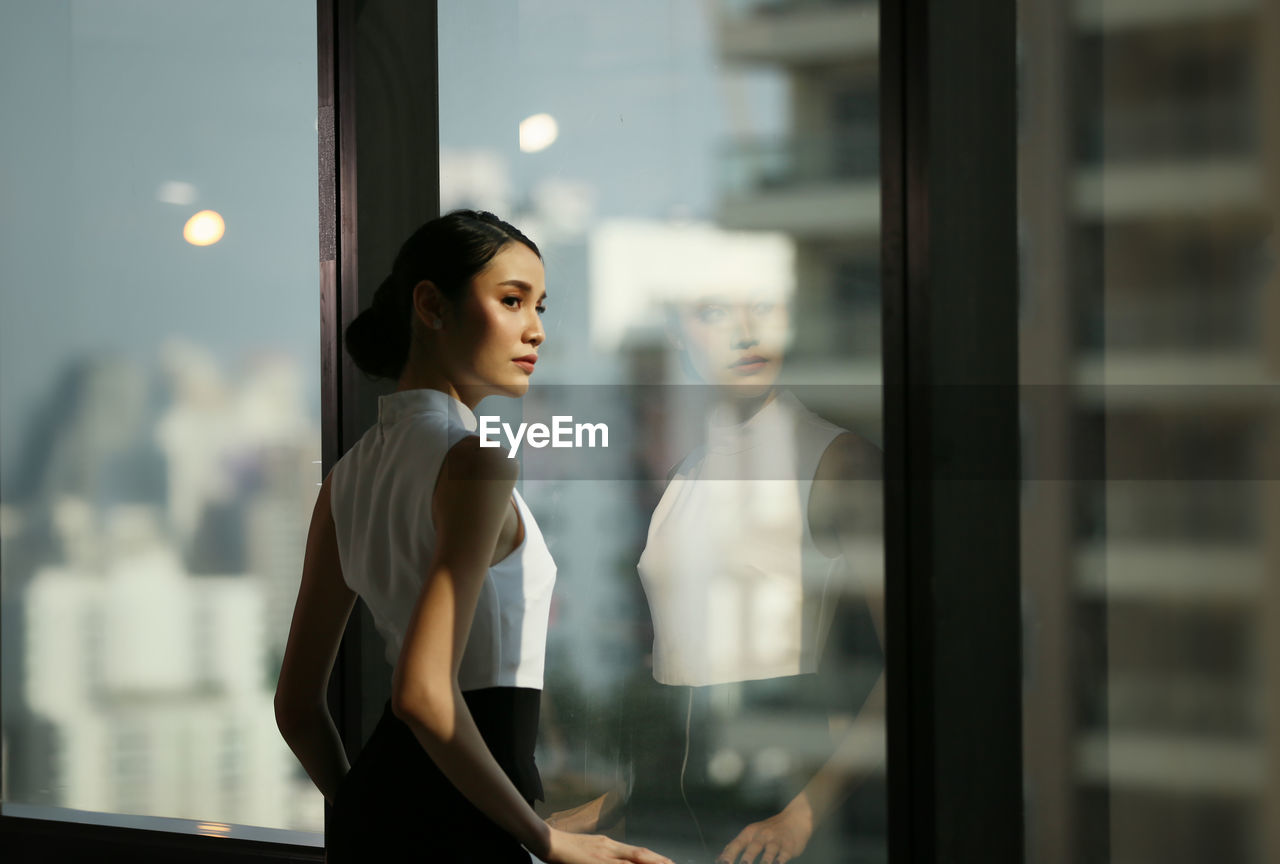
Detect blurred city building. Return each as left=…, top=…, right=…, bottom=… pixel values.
left=0, top=1, right=323, bottom=836
left=2, top=349, right=323, bottom=832
left=584, top=2, right=890, bottom=858
left=1018, top=1, right=1279, bottom=862
left=717, top=0, right=881, bottom=386
left=434, top=3, right=889, bottom=859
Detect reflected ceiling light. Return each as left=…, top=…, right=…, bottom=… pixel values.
left=156, top=181, right=197, bottom=205
left=183, top=210, right=225, bottom=246
left=519, top=113, right=559, bottom=153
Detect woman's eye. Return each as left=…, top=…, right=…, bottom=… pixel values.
left=696, top=306, right=725, bottom=323
left=504, top=296, right=546, bottom=315
left=753, top=303, right=774, bottom=315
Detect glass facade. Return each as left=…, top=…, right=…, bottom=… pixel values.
left=0, top=0, right=323, bottom=839
left=436, top=1, right=886, bottom=861
left=1018, top=1, right=1279, bottom=862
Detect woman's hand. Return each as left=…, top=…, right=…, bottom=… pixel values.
left=716, top=798, right=814, bottom=864
left=542, top=826, right=675, bottom=864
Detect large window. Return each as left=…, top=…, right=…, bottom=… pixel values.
left=1, top=0, right=323, bottom=843
left=24, top=1, right=1257, bottom=862
left=434, top=1, right=886, bottom=861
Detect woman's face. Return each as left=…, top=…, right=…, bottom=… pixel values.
left=441, top=242, right=547, bottom=399
left=674, top=295, right=789, bottom=393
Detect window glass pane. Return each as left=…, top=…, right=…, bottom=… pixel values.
left=439, top=1, right=884, bottom=861
left=1019, top=2, right=1278, bottom=862
left=0, top=0, right=323, bottom=840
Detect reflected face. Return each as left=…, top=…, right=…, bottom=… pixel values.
left=443, top=242, right=547, bottom=399
left=674, top=296, right=789, bottom=393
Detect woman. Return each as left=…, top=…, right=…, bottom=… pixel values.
left=654, top=293, right=884, bottom=863
left=274, top=210, right=672, bottom=864
left=622, top=287, right=886, bottom=863
left=547, top=279, right=886, bottom=863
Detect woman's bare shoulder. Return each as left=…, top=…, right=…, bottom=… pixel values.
left=440, top=433, right=518, bottom=481
left=815, top=431, right=883, bottom=483
left=431, top=434, right=519, bottom=520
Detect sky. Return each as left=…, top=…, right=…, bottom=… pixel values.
left=0, top=0, right=784, bottom=489
left=0, top=1, right=320, bottom=487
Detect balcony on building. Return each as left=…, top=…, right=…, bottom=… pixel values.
left=1073, top=97, right=1260, bottom=216
left=1075, top=0, right=1257, bottom=32
left=717, top=0, right=877, bottom=64
left=717, top=127, right=879, bottom=238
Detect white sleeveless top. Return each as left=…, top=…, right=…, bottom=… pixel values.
left=636, top=389, right=847, bottom=687
left=329, top=388, right=557, bottom=691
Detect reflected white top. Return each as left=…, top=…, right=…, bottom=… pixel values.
left=329, top=389, right=557, bottom=690
left=636, top=390, right=846, bottom=686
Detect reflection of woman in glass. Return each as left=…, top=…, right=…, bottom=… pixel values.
left=274, top=211, right=672, bottom=864
left=624, top=266, right=885, bottom=863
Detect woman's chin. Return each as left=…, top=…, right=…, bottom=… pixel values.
left=708, top=365, right=780, bottom=395
left=706, top=381, right=773, bottom=403
left=498, top=377, right=532, bottom=398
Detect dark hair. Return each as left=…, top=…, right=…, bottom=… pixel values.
left=344, top=209, right=541, bottom=380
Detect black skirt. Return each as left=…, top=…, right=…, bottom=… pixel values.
left=327, top=687, right=543, bottom=863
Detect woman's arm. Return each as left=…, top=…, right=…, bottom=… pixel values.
left=720, top=432, right=885, bottom=864
left=393, top=436, right=673, bottom=864
left=274, top=472, right=358, bottom=804
left=795, top=431, right=887, bottom=817
left=391, top=437, right=547, bottom=848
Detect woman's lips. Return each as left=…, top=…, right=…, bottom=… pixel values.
left=513, top=359, right=536, bottom=374
left=730, top=355, right=769, bottom=375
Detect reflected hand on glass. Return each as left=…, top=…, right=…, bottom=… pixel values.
left=545, top=786, right=625, bottom=834
left=716, top=796, right=813, bottom=864
left=546, top=799, right=600, bottom=834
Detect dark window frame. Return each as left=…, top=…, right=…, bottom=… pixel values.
left=880, top=0, right=1023, bottom=861
left=1, top=1, right=1023, bottom=861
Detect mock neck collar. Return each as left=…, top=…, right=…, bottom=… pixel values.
left=704, top=388, right=794, bottom=455
left=377, top=388, right=478, bottom=431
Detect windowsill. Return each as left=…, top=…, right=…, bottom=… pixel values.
left=0, top=802, right=323, bottom=848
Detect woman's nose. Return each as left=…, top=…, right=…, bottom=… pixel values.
left=730, top=308, right=756, bottom=346
left=527, top=315, right=545, bottom=347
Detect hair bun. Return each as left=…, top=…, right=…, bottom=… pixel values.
left=345, top=289, right=410, bottom=380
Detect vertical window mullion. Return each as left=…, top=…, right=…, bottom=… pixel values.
left=882, top=1, right=1023, bottom=861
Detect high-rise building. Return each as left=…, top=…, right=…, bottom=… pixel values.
left=24, top=502, right=290, bottom=826
left=716, top=0, right=881, bottom=380
left=1019, top=2, right=1277, bottom=862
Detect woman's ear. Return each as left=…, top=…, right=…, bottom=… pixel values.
left=412, top=280, right=446, bottom=330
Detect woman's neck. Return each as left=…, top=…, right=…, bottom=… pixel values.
left=707, top=386, right=779, bottom=427
left=395, top=370, right=484, bottom=412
